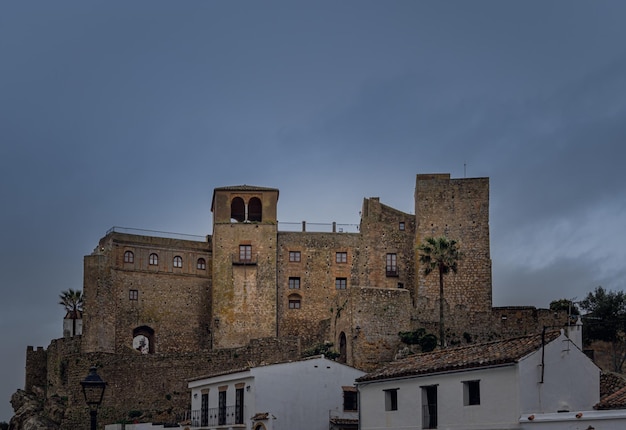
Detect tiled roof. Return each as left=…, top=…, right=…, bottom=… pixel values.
left=596, top=373, right=626, bottom=410
left=600, top=372, right=626, bottom=398
left=213, top=185, right=279, bottom=193
left=357, top=331, right=561, bottom=383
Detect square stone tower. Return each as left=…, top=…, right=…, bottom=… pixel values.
left=414, top=174, right=492, bottom=324
left=211, top=185, right=280, bottom=349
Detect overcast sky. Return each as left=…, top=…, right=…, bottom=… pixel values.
left=2, top=0, right=626, bottom=422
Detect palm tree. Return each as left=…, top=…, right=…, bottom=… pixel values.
left=418, top=237, right=462, bottom=347
left=59, top=288, right=84, bottom=336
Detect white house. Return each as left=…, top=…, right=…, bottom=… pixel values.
left=356, top=329, right=625, bottom=430
left=187, top=355, right=365, bottom=430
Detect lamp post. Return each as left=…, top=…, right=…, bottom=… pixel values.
left=80, top=366, right=107, bottom=430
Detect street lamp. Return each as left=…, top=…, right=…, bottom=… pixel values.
left=80, top=366, right=107, bottom=430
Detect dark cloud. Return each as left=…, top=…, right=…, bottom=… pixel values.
left=2, top=0, right=626, bottom=422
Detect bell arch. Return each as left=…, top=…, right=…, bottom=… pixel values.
left=248, top=197, right=262, bottom=222
left=231, top=197, right=246, bottom=222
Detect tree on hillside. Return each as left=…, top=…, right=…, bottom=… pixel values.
left=59, top=288, right=83, bottom=337
left=580, top=286, right=626, bottom=372
left=418, top=236, right=462, bottom=348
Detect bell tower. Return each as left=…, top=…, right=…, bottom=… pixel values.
left=210, top=185, right=279, bottom=349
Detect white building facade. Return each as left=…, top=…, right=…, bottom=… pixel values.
left=357, top=330, right=617, bottom=430
left=188, top=355, right=364, bottom=430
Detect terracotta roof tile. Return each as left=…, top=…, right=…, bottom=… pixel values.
left=357, top=331, right=561, bottom=383
left=596, top=373, right=626, bottom=410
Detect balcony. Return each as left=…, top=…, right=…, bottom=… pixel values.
left=191, top=405, right=246, bottom=428
left=232, top=254, right=258, bottom=266
left=386, top=268, right=399, bottom=277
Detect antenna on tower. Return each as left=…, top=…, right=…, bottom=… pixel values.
left=464, top=162, right=467, bottom=178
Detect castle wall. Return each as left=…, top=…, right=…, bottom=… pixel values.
left=25, top=346, right=48, bottom=393
left=331, top=287, right=413, bottom=371
left=82, top=233, right=212, bottom=354
left=38, top=336, right=301, bottom=430
left=357, top=198, right=416, bottom=296
left=276, top=231, right=360, bottom=348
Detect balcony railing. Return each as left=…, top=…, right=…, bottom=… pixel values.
left=386, top=268, right=399, bottom=277
left=232, top=254, right=258, bottom=266
left=191, top=405, right=246, bottom=427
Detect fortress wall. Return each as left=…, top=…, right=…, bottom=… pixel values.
left=276, top=231, right=360, bottom=348
left=36, top=336, right=301, bottom=430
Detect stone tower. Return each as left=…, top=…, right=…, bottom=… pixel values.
left=414, top=174, right=492, bottom=325
left=210, top=185, right=280, bottom=349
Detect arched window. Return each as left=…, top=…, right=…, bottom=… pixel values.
left=149, top=253, right=158, bottom=266
left=133, top=326, right=155, bottom=354
left=173, top=256, right=183, bottom=268
left=288, top=293, right=301, bottom=309
left=339, top=331, right=347, bottom=363
left=248, top=197, right=262, bottom=222
left=124, top=251, right=134, bottom=263
left=197, top=258, right=206, bottom=270
left=231, top=197, right=245, bottom=222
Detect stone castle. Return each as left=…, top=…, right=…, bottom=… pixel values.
left=18, top=173, right=568, bottom=429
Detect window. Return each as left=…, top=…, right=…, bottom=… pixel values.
left=173, top=256, right=183, bottom=268
left=288, top=277, right=300, bottom=289
left=289, top=294, right=301, bottom=309
left=386, top=253, right=398, bottom=277
left=289, top=251, right=301, bottom=262
left=197, top=258, right=206, bottom=270
left=149, top=253, right=158, bottom=266
left=200, top=392, right=209, bottom=427
left=218, top=389, right=227, bottom=426
left=343, top=387, right=358, bottom=411
left=129, top=289, right=138, bottom=301
left=124, top=251, right=134, bottom=263
left=463, top=380, right=480, bottom=406
left=239, top=245, right=252, bottom=262
left=399, top=222, right=405, bottom=231
left=335, top=277, right=347, bottom=290
left=421, top=385, right=437, bottom=429
left=336, top=252, right=347, bottom=263
left=235, top=387, right=244, bottom=424
left=384, top=388, right=398, bottom=411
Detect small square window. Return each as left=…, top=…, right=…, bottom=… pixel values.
left=463, top=380, right=480, bottom=406
left=289, top=299, right=301, bottom=309
left=335, top=278, right=347, bottom=290
left=289, top=277, right=300, bottom=289
left=336, top=252, right=347, bottom=263
left=239, top=245, right=252, bottom=262
left=129, top=289, right=138, bottom=300
left=399, top=222, right=405, bottom=231
left=289, top=251, right=301, bottom=262
left=384, top=388, right=398, bottom=411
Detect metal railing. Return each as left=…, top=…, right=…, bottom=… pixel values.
left=278, top=221, right=359, bottom=233
left=191, top=405, right=246, bottom=427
